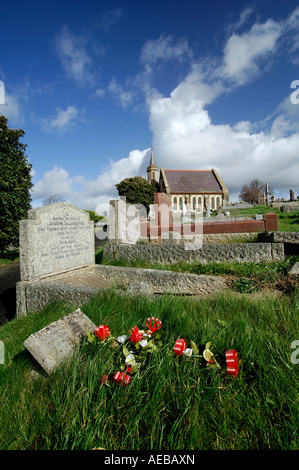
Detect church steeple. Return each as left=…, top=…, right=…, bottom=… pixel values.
left=147, top=147, right=159, bottom=185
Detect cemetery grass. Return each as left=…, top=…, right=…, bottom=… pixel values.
left=0, top=249, right=19, bottom=267
left=0, top=289, right=298, bottom=450
left=227, top=204, right=299, bottom=232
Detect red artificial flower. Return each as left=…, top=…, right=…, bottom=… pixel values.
left=128, top=326, right=143, bottom=344
left=113, top=371, right=131, bottom=386
left=95, top=325, right=111, bottom=341
left=173, top=338, right=187, bottom=356
left=113, top=371, right=125, bottom=384
left=122, top=374, right=131, bottom=386
left=225, top=349, right=239, bottom=377
left=146, top=317, right=162, bottom=334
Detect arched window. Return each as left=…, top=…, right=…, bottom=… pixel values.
left=192, top=197, right=196, bottom=210
left=179, top=197, right=183, bottom=211
left=197, top=196, right=202, bottom=206
left=173, top=197, right=177, bottom=210
left=216, top=196, right=221, bottom=208
left=152, top=172, right=155, bottom=180
left=211, top=197, right=215, bottom=210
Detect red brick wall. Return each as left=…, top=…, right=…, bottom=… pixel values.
left=140, top=211, right=278, bottom=239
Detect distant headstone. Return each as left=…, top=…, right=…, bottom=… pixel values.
left=108, top=198, right=141, bottom=245
left=23, top=309, right=96, bottom=374
left=19, top=202, right=95, bottom=281
left=290, top=189, right=295, bottom=201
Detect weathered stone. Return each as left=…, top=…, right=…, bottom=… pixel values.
left=23, top=309, right=96, bottom=374
left=103, top=242, right=285, bottom=265
left=126, top=281, right=153, bottom=296
left=16, top=276, right=105, bottom=317
left=280, top=204, right=299, bottom=213
left=19, top=203, right=95, bottom=281
left=287, top=262, right=299, bottom=278
left=94, top=264, right=226, bottom=296
left=108, top=198, right=141, bottom=245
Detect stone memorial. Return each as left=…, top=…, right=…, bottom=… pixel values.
left=23, top=308, right=96, bottom=374
left=108, top=198, right=142, bottom=245
left=19, top=202, right=95, bottom=281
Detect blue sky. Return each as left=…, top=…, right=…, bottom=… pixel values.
left=1, top=0, right=299, bottom=213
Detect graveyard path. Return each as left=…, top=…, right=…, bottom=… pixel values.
left=0, top=260, right=20, bottom=327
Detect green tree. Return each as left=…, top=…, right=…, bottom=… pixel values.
left=0, top=116, right=32, bottom=253
left=115, top=176, right=156, bottom=213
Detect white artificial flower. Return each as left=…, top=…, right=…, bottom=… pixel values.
left=125, top=354, right=136, bottom=365
left=117, top=335, right=127, bottom=343
left=183, top=348, right=193, bottom=357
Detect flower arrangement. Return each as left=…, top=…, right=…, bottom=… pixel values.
left=89, top=317, right=241, bottom=387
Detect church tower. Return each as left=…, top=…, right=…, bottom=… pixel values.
left=147, top=148, right=159, bottom=185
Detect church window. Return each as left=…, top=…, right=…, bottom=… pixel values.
left=179, top=197, right=183, bottom=211
left=192, top=197, right=196, bottom=210
left=173, top=197, right=177, bottom=210
left=211, top=197, right=215, bottom=209
left=197, top=196, right=202, bottom=206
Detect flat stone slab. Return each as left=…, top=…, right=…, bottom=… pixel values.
left=23, top=309, right=96, bottom=374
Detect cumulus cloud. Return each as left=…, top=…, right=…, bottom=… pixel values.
left=31, top=148, right=150, bottom=212
left=145, top=13, right=299, bottom=201
left=148, top=63, right=299, bottom=200
left=32, top=166, right=75, bottom=200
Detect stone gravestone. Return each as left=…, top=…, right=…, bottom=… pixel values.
left=19, top=202, right=95, bottom=281
left=290, top=189, right=295, bottom=201
left=23, top=309, right=96, bottom=374
left=108, top=198, right=141, bottom=245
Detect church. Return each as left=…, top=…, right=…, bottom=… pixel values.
left=147, top=150, right=229, bottom=212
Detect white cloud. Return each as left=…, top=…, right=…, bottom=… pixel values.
left=31, top=148, right=150, bottom=212
left=141, top=35, right=192, bottom=66
left=0, top=91, right=23, bottom=125
left=54, top=26, right=98, bottom=85
left=100, top=8, right=123, bottom=32
left=108, top=77, right=133, bottom=108
left=32, top=166, right=75, bottom=200
left=221, top=19, right=282, bottom=85
left=42, top=105, right=80, bottom=133
left=148, top=62, right=299, bottom=200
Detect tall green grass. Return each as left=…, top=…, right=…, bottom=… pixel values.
left=0, top=289, right=298, bottom=450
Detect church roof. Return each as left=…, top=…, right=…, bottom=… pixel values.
left=162, top=169, right=223, bottom=194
